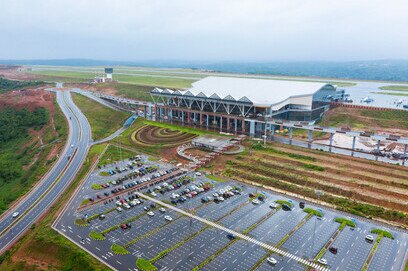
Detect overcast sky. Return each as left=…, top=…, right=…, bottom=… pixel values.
left=1, top=0, right=407, bottom=61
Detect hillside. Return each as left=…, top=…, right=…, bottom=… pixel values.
left=0, top=88, right=67, bottom=215
left=319, top=106, right=408, bottom=136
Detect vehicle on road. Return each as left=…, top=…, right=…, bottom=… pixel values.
left=12, top=212, right=19, bottom=218
left=267, top=257, right=278, bottom=265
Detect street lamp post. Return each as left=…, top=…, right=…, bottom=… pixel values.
left=310, top=190, right=324, bottom=260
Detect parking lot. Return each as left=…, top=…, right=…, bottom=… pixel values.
left=54, top=154, right=408, bottom=271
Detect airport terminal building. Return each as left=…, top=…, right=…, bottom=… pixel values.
left=150, top=76, right=345, bottom=135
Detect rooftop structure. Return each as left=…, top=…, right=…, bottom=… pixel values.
left=186, top=76, right=332, bottom=108
left=150, top=76, right=345, bottom=136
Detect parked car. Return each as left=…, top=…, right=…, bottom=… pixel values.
left=365, top=235, right=374, bottom=242
left=282, top=204, right=292, bottom=211
left=329, top=247, right=338, bottom=254
left=147, top=211, right=155, bottom=216
left=317, top=258, right=327, bottom=265
left=269, top=203, right=279, bottom=209
left=252, top=199, right=260, bottom=205
left=227, top=234, right=236, bottom=240
left=164, top=215, right=173, bottom=221
left=159, top=207, right=166, bottom=213
left=267, top=257, right=277, bottom=265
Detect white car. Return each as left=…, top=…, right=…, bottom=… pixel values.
left=365, top=235, right=374, bottom=242
left=147, top=211, right=155, bottom=216
left=267, top=257, right=277, bottom=265
left=269, top=203, right=279, bottom=209
left=116, top=207, right=123, bottom=212
left=195, top=172, right=202, bottom=176
left=218, top=197, right=225, bottom=202
left=164, top=215, right=173, bottom=221
left=159, top=208, right=166, bottom=213
left=317, top=258, right=328, bottom=265
left=151, top=192, right=157, bottom=197
left=12, top=212, right=19, bottom=218
left=252, top=199, right=260, bottom=205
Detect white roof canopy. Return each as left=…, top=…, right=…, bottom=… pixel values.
left=151, top=76, right=334, bottom=107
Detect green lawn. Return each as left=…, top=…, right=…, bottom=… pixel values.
left=375, top=91, right=408, bottom=97
left=72, top=93, right=131, bottom=140
left=0, top=143, right=109, bottom=271
left=93, top=83, right=153, bottom=101
left=29, top=69, right=195, bottom=89
left=379, top=85, right=408, bottom=92
left=97, top=144, right=138, bottom=166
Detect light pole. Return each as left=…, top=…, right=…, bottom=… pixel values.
left=310, top=190, right=324, bottom=260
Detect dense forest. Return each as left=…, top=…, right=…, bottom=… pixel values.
left=0, top=107, right=49, bottom=213
left=0, top=77, right=44, bottom=94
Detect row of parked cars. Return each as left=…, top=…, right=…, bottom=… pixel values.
left=109, top=167, right=178, bottom=195
left=168, top=182, right=214, bottom=205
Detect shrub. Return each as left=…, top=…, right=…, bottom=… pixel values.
left=303, top=164, right=325, bottom=171
left=304, top=208, right=323, bottom=217
left=74, top=218, right=89, bottom=227
left=334, top=217, right=356, bottom=230
left=89, top=230, right=105, bottom=240
left=111, top=244, right=130, bottom=255
left=275, top=199, right=293, bottom=207
left=91, top=183, right=103, bottom=190
left=136, top=258, right=157, bottom=271
left=371, top=228, right=394, bottom=239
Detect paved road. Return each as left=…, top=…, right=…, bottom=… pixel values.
left=0, top=90, right=91, bottom=254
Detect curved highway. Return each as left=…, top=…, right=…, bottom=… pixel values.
left=0, top=90, right=91, bottom=255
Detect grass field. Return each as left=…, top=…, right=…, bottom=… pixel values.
left=219, top=141, right=408, bottom=226
left=72, top=93, right=131, bottom=141
left=0, top=143, right=109, bottom=271
left=29, top=70, right=195, bottom=89
left=97, top=144, right=138, bottom=166
left=375, top=92, right=408, bottom=97
left=379, top=85, right=408, bottom=92
left=318, top=106, right=408, bottom=132
left=92, top=83, right=153, bottom=101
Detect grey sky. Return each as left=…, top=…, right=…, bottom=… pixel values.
left=1, top=0, right=407, bottom=61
